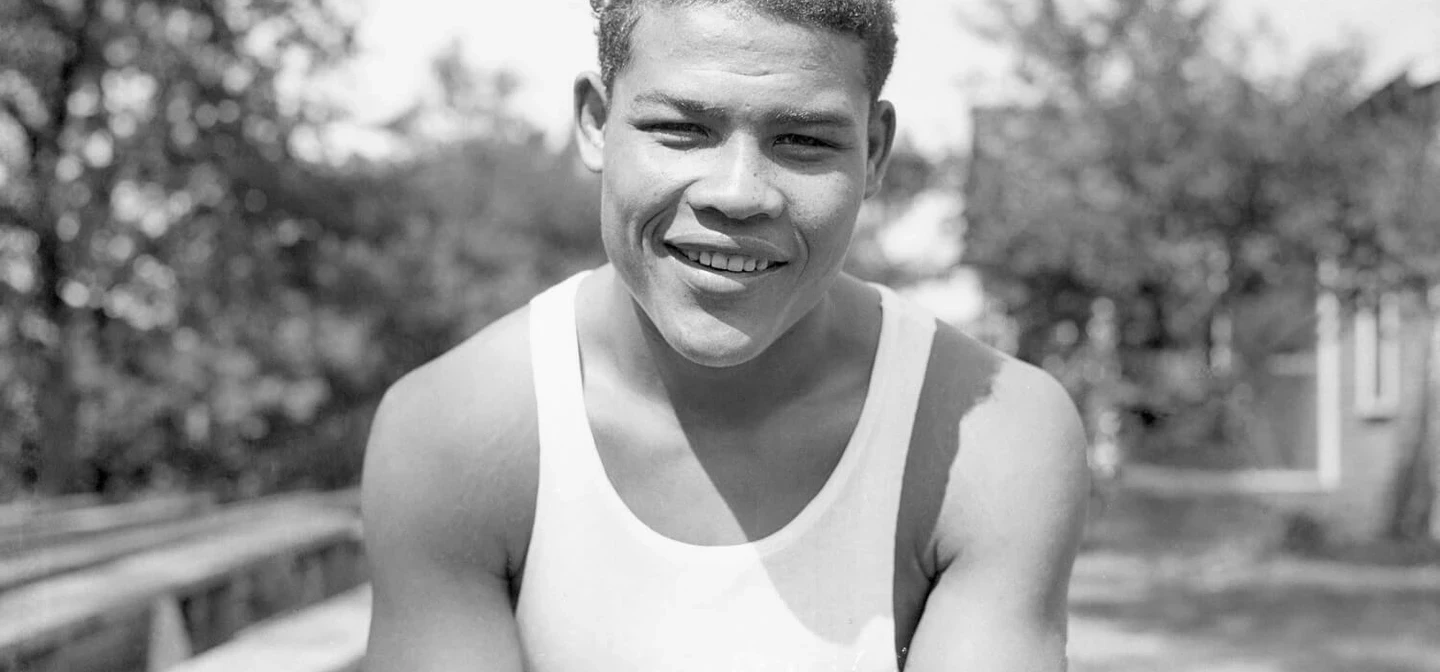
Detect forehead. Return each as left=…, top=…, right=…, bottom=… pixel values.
left=613, top=3, right=869, bottom=110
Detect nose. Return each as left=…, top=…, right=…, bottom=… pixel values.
left=686, top=139, right=784, bottom=222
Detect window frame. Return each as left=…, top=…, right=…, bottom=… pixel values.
left=1354, top=293, right=1403, bottom=420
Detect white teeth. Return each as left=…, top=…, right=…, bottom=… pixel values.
left=675, top=247, right=778, bottom=273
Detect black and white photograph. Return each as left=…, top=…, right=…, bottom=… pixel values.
left=1, top=1, right=1438, bottom=670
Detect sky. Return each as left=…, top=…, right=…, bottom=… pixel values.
left=327, top=0, right=1440, bottom=158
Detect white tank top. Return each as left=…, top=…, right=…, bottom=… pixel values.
left=517, top=271, right=936, bottom=672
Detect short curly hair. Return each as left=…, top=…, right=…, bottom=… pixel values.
left=590, top=0, right=898, bottom=102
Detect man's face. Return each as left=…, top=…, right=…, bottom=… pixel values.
left=582, top=3, right=892, bottom=368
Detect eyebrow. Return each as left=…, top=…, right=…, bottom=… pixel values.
left=771, top=106, right=856, bottom=129
left=633, top=92, right=726, bottom=118
left=631, top=92, right=856, bottom=129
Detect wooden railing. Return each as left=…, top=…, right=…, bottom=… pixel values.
left=0, top=493, right=216, bottom=555
left=165, top=585, right=370, bottom=672
left=0, top=489, right=366, bottom=672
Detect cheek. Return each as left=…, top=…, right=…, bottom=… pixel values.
left=788, top=176, right=864, bottom=256
left=603, top=146, right=678, bottom=228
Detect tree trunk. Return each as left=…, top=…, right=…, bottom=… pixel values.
left=1386, top=288, right=1438, bottom=540
left=32, top=233, right=83, bottom=496
left=1428, top=287, right=1440, bottom=541
left=25, top=1, right=96, bottom=496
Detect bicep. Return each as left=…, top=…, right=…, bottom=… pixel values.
left=366, top=547, right=524, bottom=671
left=904, top=363, right=1089, bottom=671
left=365, top=540, right=524, bottom=672
left=903, top=547, right=1073, bottom=671
left=361, top=387, right=527, bottom=672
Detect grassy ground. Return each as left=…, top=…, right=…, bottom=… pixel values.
left=1068, top=489, right=1440, bottom=672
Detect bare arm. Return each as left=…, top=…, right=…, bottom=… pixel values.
left=904, top=361, right=1090, bottom=671
left=361, top=314, right=537, bottom=671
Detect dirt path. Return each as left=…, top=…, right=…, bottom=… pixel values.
left=1067, top=550, right=1440, bottom=671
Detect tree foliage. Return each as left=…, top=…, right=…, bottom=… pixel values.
left=969, top=0, right=1334, bottom=354
left=0, top=1, right=602, bottom=498
left=0, top=0, right=359, bottom=495
left=969, top=0, right=1440, bottom=537
left=965, top=0, right=1433, bottom=464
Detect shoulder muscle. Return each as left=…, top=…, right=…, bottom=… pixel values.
left=902, top=325, right=1089, bottom=671
left=938, top=347, right=1089, bottom=571
left=361, top=305, right=539, bottom=583
left=361, top=306, right=538, bottom=670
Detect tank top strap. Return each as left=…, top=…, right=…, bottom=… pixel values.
left=836, top=283, right=936, bottom=518
left=869, top=284, right=938, bottom=427
left=528, top=270, right=593, bottom=472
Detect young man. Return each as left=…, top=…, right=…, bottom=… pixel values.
left=361, top=1, right=1089, bottom=670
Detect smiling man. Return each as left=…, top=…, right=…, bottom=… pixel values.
left=361, top=1, right=1090, bottom=670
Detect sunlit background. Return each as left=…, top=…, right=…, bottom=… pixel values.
left=327, top=0, right=1438, bottom=157
left=1, top=1, right=1439, bottom=670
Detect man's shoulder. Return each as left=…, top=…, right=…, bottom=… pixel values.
left=361, top=303, right=539, bottom=572
left=898, top=317, right=1088, bottom=578
left=917, top=321, right=1088, bottom=560
left=912, top=320, right=1087, bottom=510
left=908, top=317, right=1086, bottom=489
left=375, top=304, right=537, bottom=460
left=924, top=319, right=1080, bottom=437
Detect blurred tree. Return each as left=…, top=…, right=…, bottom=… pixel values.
left=844, top=138, right=955, bottom=287
left=969, top=0, right=1440, bottom=539
left=364, top=44, right=603, bottom=357
left=1280, top=73, right=1440, bottom=539
left=250, top=51, right=604, bottom=492
left=966, top=0, right=1325, bottom=465
left=0, top=0, right=604, bottom=500
left=0, top=0, right=356, bottom=495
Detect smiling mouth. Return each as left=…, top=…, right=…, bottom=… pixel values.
left=666, top=244, right=787, bottom=275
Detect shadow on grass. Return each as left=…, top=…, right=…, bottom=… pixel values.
left=1074, top=488, right=1440, bottom=671
left=1297, top=655, right=1440, bottom=672
left=1074, top=582, right=1440, bottom=641
left=1073, top=567, right=1440, bottom=671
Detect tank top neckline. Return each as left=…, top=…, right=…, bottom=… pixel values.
left=550, top=270, right=903, bottom=561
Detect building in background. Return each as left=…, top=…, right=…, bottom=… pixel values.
left=1296, top=71, right=1440, bottom=538
left=964, top=72, right=1440, bottom=541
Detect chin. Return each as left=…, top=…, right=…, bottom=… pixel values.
left=660, top=316, right=770, bottom=369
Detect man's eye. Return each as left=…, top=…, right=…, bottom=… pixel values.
left=776, top=134, right=834, bottom=149
left=645, top=123, right=708, bottom=144
left=774, top=134, right=842, bottom=160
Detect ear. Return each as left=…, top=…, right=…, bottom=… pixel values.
left=574, top=72, right=608, bottom=173
left=862, top=100, right=897, bottom=199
